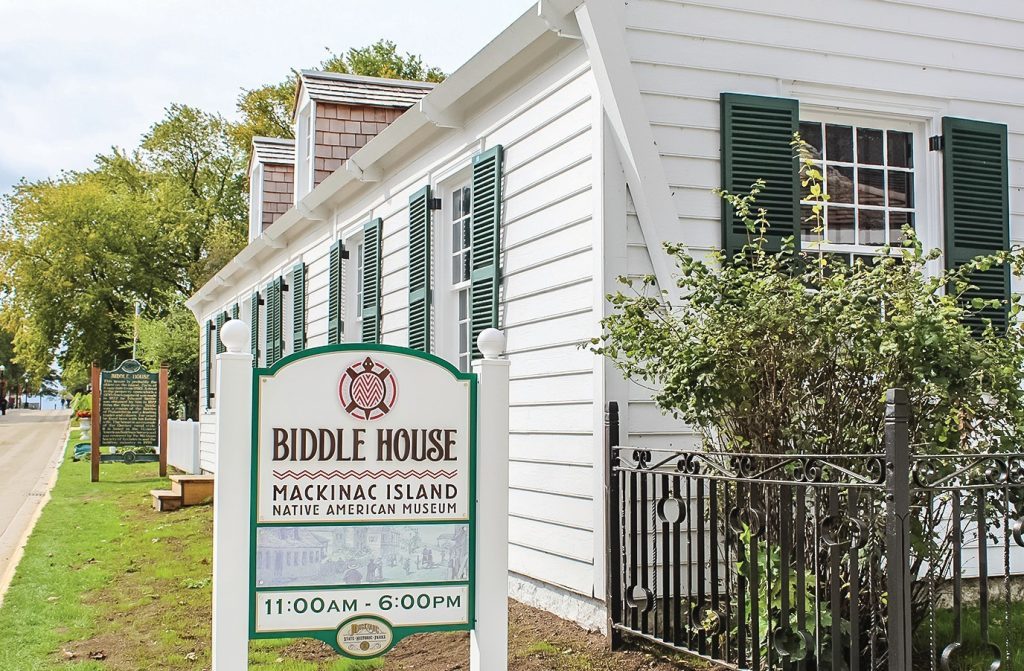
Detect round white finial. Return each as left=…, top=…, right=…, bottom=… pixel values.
left=476, top=328, right=506, bottom=360
left=220, top=319, right=248, bottom=354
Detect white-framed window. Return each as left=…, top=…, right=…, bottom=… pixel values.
left=306, top=102, right=316, bottom=192
left=248, top=163, right=264, bottom=242
left=295, top=101, right=315, bottom=201
left=798, top=115, right=922, bottom=258
left=345, top=234, right=364, bottom=342
left=445, top=182, right=473, bottom=372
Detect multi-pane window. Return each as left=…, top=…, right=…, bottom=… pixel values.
left=799, top=121, right=915, bottom=253
left=450, top=185, right=472, bottom=371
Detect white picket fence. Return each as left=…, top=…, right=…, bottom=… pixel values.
left=167, top=419, right=201, bottom=474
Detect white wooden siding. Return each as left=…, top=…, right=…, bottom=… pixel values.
left=199, top=412, right=216, bottom=474
left=483, top=50, right=600, bottom=597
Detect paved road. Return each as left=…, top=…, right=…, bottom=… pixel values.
left=0, top=410, right=68, bottom=590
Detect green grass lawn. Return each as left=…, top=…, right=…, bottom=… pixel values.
left=0, top=427, right=377, bottom=670
left=925, top=596, right=1024, bottom=670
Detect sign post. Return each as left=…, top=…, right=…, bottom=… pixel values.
left=90, top=363, right=101, bottom=483
left=471, top=330, right=510, bottom=671
left=211, top=322, right=509, bottom=669
left=159, top=364, right=169, bottom=477
left=212, top=320, right=253, bottom=669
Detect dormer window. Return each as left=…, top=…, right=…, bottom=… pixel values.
left=292, top=71, right=434, bottom=198
left=248, top=137, right=296, bottom=238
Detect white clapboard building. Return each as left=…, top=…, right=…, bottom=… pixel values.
left=187, top=1, right=1024, bottom=629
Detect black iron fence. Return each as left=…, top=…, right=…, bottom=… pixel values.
left=605, top=389, right=1024, bottom=671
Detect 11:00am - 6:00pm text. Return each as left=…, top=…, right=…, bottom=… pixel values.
left=262, top=593, right=463, bottom=615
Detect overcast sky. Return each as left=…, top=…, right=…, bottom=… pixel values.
left=0, top=0, right=534, bottom=197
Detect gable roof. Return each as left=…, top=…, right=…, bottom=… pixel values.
left=296, top=70, right=435, bottom=113
left=251, top=136, right=295, bottom=165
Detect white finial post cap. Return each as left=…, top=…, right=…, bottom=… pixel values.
left=220, top=319, right=248, bottom=354
left=477, top=328, right=506, bottom=360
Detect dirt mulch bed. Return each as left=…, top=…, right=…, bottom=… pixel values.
left=279, top=599, right=705, bottom=670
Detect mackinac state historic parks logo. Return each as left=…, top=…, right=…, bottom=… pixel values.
left=339, top=357, right=398, bottom=420
left=336, top=616, right=394, bottom=657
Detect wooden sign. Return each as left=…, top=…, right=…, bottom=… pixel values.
left=91, top=360, right=169, bottom=481
left=249, top=346, right=476, bottom=659
left=212, top=321, right=510, bottom=671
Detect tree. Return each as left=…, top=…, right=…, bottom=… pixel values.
left=0, top=105, right=247, bottom=406
left=0, top=324, right=26, bottom=399
left=229, top=78, right=296, bottom=149
left=1, top=40, right=443, bottom=416
left=229, top=40, right=446, bottom=152
left=131, top=297, right=199, bottom=419
left=320, top=40, right=446, bottom=83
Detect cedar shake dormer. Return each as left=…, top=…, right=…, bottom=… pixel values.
left=248, top=137, right=295, bottom=240
left=293, top=71, right=434, bottom=200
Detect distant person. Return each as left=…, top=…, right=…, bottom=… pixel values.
left=0, top=397, right=7, bottom=416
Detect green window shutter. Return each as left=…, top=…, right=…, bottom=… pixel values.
left=408, top=185, right=432, bottom=352
left=265, top=277, right=283, bottom=366
left=291, top=262, right=307, bottom=353
left=203, top=320, right=213, bottom=409
left=942, top=117, right=1010, bottom=333
left=327, top=241, right=345, bottom=345
left=215, top=312, right=227, bottom=355
left=361, top=218, right=383, bottom=344
left=250, top=291, right=261, bottom=366
left=231, top=303, right=239, bottom=320
left=470, top=145, right=504, bottom=359
left=720, top=93, right=800, bottom=257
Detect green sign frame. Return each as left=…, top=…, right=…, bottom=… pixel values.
left=247, top=344, right=477, bottom=657
left=99, top=359, right=160, bottom=447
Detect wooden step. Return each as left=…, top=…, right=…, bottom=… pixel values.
left=150, top=489, right=183, bottom=512
left=170, top=474, right=215, bottom=506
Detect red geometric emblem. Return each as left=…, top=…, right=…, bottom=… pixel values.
left=339, top=357, right=398, bottom=420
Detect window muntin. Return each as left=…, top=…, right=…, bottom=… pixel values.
left=450, top=185, right=472, bottom=372
left=799, top=121, right=915, bottom=253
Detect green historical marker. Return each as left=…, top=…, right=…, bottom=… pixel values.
left=99, top=359, right=159, bottom=447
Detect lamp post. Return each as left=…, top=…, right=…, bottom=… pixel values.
left=0, top=364, right=5, bottom=413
